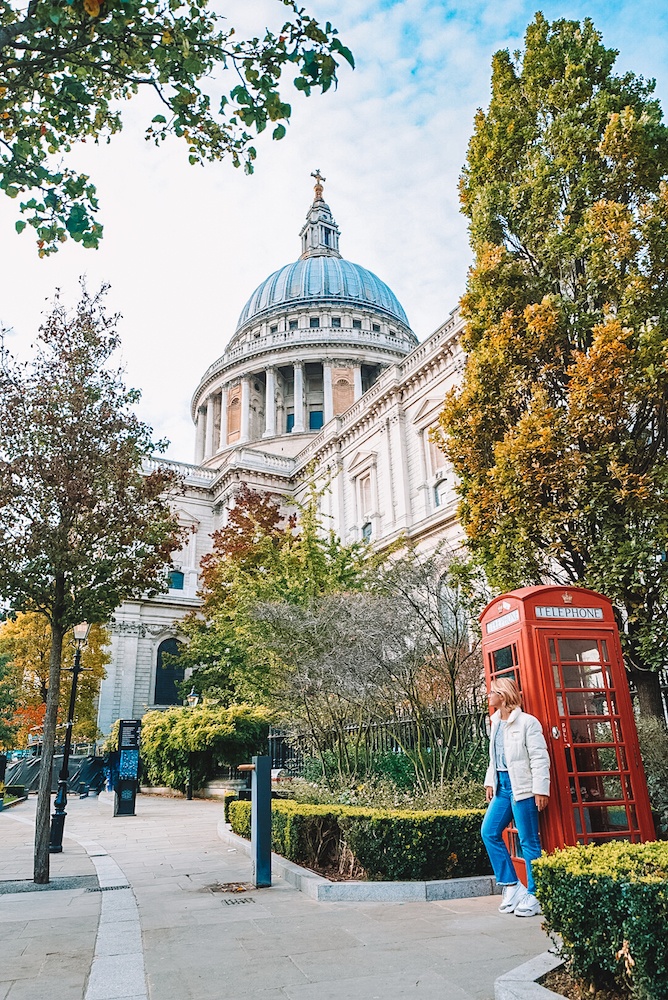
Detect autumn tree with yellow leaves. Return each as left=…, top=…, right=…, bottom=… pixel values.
left=439, top=14, right=668, bottom=719
left=0, top=614, right=109, bottom=746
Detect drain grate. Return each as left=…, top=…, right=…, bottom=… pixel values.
left=87, top=884, right=130, bottom=892
left=223, top=896, right=255, bottom=906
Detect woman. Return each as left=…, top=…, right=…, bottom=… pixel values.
left=481, top=677, right=550, bottom=917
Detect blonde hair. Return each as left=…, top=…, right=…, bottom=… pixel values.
left=490, top=677, right=522, bottom=710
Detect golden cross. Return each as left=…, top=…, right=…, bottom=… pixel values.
left=311, top=169, right=326, bottom=200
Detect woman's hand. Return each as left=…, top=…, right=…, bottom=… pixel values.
left=485, top=785, right=494, bottom=802
left=535, top=794, right=549, bottom=811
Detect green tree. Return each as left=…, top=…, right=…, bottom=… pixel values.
left=439, top=14, right=668, bottom=719
left=0, top=652, right=18, bottom=750
left=0, top=613, right=110, bottom=744
left=256, top=546, right=488, bottom=791
left=0, top=284, right=181, bottom=882
left=179, top=481, right=370, bottom=704
left=0, top=0, right=353, bottom=255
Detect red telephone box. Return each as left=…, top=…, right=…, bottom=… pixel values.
left=480, top=585, right=654, bottom=864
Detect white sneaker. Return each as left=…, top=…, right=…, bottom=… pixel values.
left=515, top=892, right=542, bottom=917
left=498, top=882, right=527, bottom=913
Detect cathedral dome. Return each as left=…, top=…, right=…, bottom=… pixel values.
left=236, top=256, right=410, bottom=331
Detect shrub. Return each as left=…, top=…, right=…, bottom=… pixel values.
left=339, top=808, right=489, bottom=880
left=636, top=718, right=668, bottom=838
left=223, top=791, right=237, bottom=823
left=274, top=774, right=485, bottom=811
left=138, top=704, right=270, bottom=793
left=5, top=784, right=25, bottom=797
left=228, top=798, right=489, bottom=881
left=533, top=841, right=668, bottom=1000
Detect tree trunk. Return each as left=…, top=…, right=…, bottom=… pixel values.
left=632, top=669, right=665, bottom=722
left=34, top=615, right=66, bottom=884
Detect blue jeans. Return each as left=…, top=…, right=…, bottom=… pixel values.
left=481, top=771, right=542, bottom=894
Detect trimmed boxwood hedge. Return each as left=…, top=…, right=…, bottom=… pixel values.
left=227, top=799, right=489, bottom=881
left=533, top=841, right=668, bottom=1000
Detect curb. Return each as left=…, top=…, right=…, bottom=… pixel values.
left=494, top=951, right=564, bottom=999
left=217, top=821, right=499, bottom=903
left=0, top=795, right=29, bottom=811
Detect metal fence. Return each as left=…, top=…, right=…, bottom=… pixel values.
left=268, top=711, right=490, bottom=778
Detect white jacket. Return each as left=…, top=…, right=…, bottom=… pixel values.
left=484, top=707, right=551, bottom=801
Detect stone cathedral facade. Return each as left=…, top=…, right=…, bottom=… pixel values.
left=97, top=176, right=466, bottom=735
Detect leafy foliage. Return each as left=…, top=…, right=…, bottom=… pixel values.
left=534, top=841, right=668, bottom=998
left=439, top=14, right=668, bottom=716
left=0, top=283, right=181, bottom=881
left=636, top=717, right=668, bottom=838
left=178, top=482, right=370, bottom=704
left=0, top=653, right=18, bottom=750
left=0, top=0, right=353, bottom=254
left=228, top=797, right=489, bottom=881
left=0, top=613, right=109, bottom=745
left=257, top=546, right=488, bottom=791
left=139, top=703, right=269, bottom=792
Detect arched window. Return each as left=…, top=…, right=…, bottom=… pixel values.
left=154, top=638, right=185, bottom=706
left=168, top=570, right=184, bottom=590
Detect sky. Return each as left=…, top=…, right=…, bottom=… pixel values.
left=2, top=0, right=668, bottom=461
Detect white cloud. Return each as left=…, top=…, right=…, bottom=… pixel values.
left=1, top=0, right=667, bottom=460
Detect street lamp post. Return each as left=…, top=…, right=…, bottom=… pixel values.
left=185, top=687, right=199, bottom=800
left=49, top=622, right=91, bottom=853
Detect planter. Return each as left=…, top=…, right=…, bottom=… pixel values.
left=495, top=952, right=564, bottom=1000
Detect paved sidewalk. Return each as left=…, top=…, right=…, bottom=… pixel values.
left=0, top=794, right=550, bottom=999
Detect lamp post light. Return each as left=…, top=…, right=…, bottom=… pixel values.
left=49, top=622, right=91, bottom=853
left=185, top=687, right=199, bottom=800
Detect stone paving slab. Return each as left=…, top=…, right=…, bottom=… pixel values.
left=1, top=792, right=550, bottom=1000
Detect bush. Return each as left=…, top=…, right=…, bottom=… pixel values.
left=223, top=791, right=237, bottom=823
left=5, top=784, right=25, bottom=797
left=636, top=718, right=668, bottom=838
left=138, top=704, right=270, bottom=793
left=274, top=775, right=486, bottom=811
left=533, top=841, right=668, bottom=1000
left=228, top=798, right=489, bottom=881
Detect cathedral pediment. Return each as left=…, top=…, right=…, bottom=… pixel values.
left=348, top=450, right=377, bottom=475
left=414, top=397, right=445, bottom=427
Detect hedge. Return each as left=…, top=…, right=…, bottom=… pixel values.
left=227, top=799, right=489, bottom=881
left=533, top=841, right=668, bottom=1000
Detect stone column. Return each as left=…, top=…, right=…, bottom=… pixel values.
left=293, top=363, right=305, bottom=432
left=263, top=367, right=277, bottom=438
left=388, top=405, right=411, bottom=530
left=204, top=394, right=215, bottom=459
left=219, top=386, right=228, bottom=450
left=194, top=407, right=206, bottom=464
left=323, top=361, right=333, bottom=424
left=353, top=364, right=363, bottom=401
left=240, top=376, right=251, bottom=443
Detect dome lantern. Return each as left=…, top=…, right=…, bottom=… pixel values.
left=299, top=169, right=341, bottom=259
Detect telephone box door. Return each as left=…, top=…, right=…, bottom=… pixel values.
left=538, top=629, right=652, bottom=846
